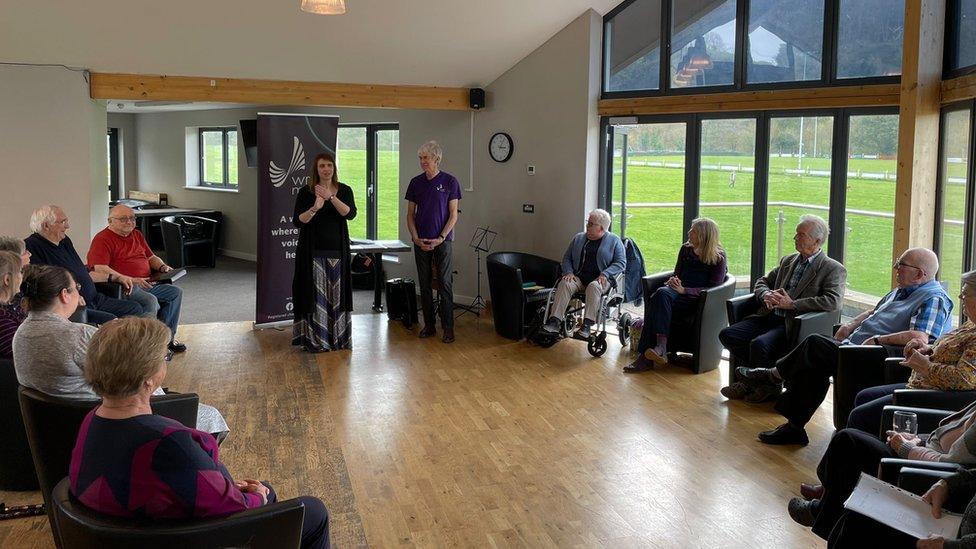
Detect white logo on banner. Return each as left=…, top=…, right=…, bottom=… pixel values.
left=269, top=137, right=306, bottom=187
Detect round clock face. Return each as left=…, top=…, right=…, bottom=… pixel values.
left=489, top=132, right=514, bottom=162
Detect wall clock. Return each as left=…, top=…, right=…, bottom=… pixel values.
left=489, top=132, right=514, bottom=163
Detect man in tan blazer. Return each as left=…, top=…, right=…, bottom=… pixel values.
left=719, top=215, right=846, bottom=399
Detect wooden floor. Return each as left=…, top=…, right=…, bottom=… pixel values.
left=0, top=313, right=839, bottom=548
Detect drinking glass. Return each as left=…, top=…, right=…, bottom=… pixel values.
left=892, top=410, right=918, bottom=437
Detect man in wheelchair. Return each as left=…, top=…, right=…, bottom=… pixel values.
left=542, top=209, right=626, bottom=339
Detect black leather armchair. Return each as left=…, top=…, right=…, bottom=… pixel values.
left=95, top=281, right=124, bottom=299
left=19, top=387, right=199, bottom=547
left=643, top=272, right=735, bottom=374
left=879, top=404, right=954, bottom=439
left=833, top=351, right=906, bottom=428
left=486, top=252, right=560, bottom=340
left=725, top=293, right=839, bottom=382
left=893, top=387, right=976, bottom=412
left=0, top=359, right=38, bottom=490
left=160, top=215, right=219, bottom=269
left=50, top=477, right=306, bottom=549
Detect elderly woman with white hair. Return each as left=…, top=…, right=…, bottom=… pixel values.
left=542, top=209, right=627, bottom=339
left=405, top=140, right=462, bottom=343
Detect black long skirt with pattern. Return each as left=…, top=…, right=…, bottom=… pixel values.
left=292, top=253, right=352, bottom=352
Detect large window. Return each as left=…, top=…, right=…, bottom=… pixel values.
left=766, top=115, right=833, bottom=271
left=336, top=124, right=400, bottom=241
left=835, top=0, right=905, bottom=79
left=610, top=122, right=687, bottom=273
left=605, top=0, right=663, bottom=92
left=936, top=106, right=974, bottom=325
left=199, top=127, right=238, bottom=189
left=670, top=0, right=737, bottom=89
left=746, top=0, right=824, bottom=84
left=699, top=118, right=755, bottom=279
left=844, top=114, right=899, bottom=299
left=602, top=0, right=904, bottom=96
left=604, top=107, right=898, bottom=304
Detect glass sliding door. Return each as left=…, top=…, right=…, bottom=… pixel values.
left=609, top=122, right=687, bottom=273
left=766, top=115, right=834, bottom=271
left=337, top=126, right=368, bottom=239
left=699, top=118, right=756, bottom=281
left=376, top=128, right=400, bottom=240
left=938, top=107, right=972, bottom=325
left=844, top=114, right=899, bottom=300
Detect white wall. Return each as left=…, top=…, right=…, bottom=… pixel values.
left=0, top=66, right=107, bottom=256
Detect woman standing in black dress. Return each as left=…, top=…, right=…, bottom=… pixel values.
left=292, top=152, right=357, bottom=352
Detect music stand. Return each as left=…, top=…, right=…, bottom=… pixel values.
left=455, top=226, right=497, bottom=318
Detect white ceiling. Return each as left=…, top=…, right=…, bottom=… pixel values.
left=0, top=0, right=618, bottom=88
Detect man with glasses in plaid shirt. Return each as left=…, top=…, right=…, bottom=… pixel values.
left=739, top=247, right=953, bottom=445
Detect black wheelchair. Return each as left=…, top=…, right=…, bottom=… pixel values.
left=528, top=274, right=633, bottom=357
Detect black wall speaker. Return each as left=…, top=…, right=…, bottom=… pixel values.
left=469, top=88, right=485, bottom=109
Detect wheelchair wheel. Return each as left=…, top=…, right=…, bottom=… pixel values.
left=617, top=313, right=632, bottom=347
left=563, top=313, right=578, bottom=336
left=587, top=333, right=608, bottom=357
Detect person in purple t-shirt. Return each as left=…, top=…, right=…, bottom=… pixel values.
left=405, top=141, right=461, bottom=343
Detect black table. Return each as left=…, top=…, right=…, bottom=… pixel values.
left=350, top=239, right=412, bottom=311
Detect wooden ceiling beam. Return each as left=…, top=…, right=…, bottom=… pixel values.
left=598, top=84, right=901, bottom=116
left=90, top=72, right=473, bottom=111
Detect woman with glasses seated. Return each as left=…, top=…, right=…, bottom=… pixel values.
left=624, top=217, right=727, bottom=373
left=0, top=250, right=25, bottom=359
left=11, top=265, right=229, bottom=440
left=69, top=317, right=329, bottom=548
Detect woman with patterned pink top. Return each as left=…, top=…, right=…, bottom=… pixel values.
left=0, top=250, right=25, bottom=359
left=69, top=317, right=330, bottom=548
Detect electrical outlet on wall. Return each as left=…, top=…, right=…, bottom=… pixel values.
left=523, top=204, right=534, bottom=213
left=527, top=165, right=536, bottom=176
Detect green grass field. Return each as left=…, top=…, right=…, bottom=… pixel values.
left=613, top=154, right=968, bottom=298
left=335, top=148, right=400, bottom=240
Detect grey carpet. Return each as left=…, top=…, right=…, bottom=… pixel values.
left=177, top=256, right=380, bottom=324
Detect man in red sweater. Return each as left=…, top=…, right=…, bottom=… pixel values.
left=87, top=205, right=186, bottom=354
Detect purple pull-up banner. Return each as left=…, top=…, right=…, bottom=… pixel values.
left=255, top=113, right=338, bottom=326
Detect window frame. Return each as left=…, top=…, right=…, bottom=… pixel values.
left=934, top=101, right=976, bottom=284
left=944, top=0, right=976, bottom=79
left=601, top=0, right=902, bottom=100
left=107, top=127, right=121, bottom=201
left=198, top=127, right=238, bottom=189
left=600, top=105, right=899, bottom=291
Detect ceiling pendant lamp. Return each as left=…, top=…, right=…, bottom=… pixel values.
left=300, top=0, right=345, bottom=15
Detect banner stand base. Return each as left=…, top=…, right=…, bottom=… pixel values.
left=253, top=320, right=295, bottom=330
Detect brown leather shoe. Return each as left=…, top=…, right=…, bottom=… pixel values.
left=419, top=326, right=436, bottom=338
left=800, top=483, right=824, bottom=501
left=442, top=327, right=455, bottom=343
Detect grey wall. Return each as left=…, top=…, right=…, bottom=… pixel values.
left=107, top=112, right=138, bottom=196
left=0, top=66, right=107, bottom=256
left=123, top=9, right=603, bottom=301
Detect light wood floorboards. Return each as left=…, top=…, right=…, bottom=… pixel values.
left=0, top=314, right=838, bottom=548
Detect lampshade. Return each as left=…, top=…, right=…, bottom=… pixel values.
left=301, top=0, right=345, bottom=15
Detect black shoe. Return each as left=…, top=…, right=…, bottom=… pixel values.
left=788, top=497, right=819, bottom=527
left=442, top=327, right=455, bottom=343
left=419, top=326, right=436, bottom=338
left=758, top=423, right=809, bottom=445
left=720, top=382, right=751, bottom=400
left=542, top=317, right=561, bottom=334
left=623, top=356, right=654, bottom=373
left=576, top=322, right=593, bottom=339
left=168, top=341, right=187, bottom=353
left=736, top=366, right=778, bottom=385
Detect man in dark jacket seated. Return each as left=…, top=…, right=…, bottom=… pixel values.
left=542, top=209, right=626, bottom=339
left=25, top=205, right=143, bottom=324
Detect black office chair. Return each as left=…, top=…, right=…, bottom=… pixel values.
left=50, top=477, right=306, bottom=549
left=19, top=387, right=199, bottom=548
left=642, top=272, right=736, bottom=374
left=486, top=252, right=561, bottom=340
left=0, top=359, right=38, bottom=490
left=160, top=216, right=219, bottom=268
